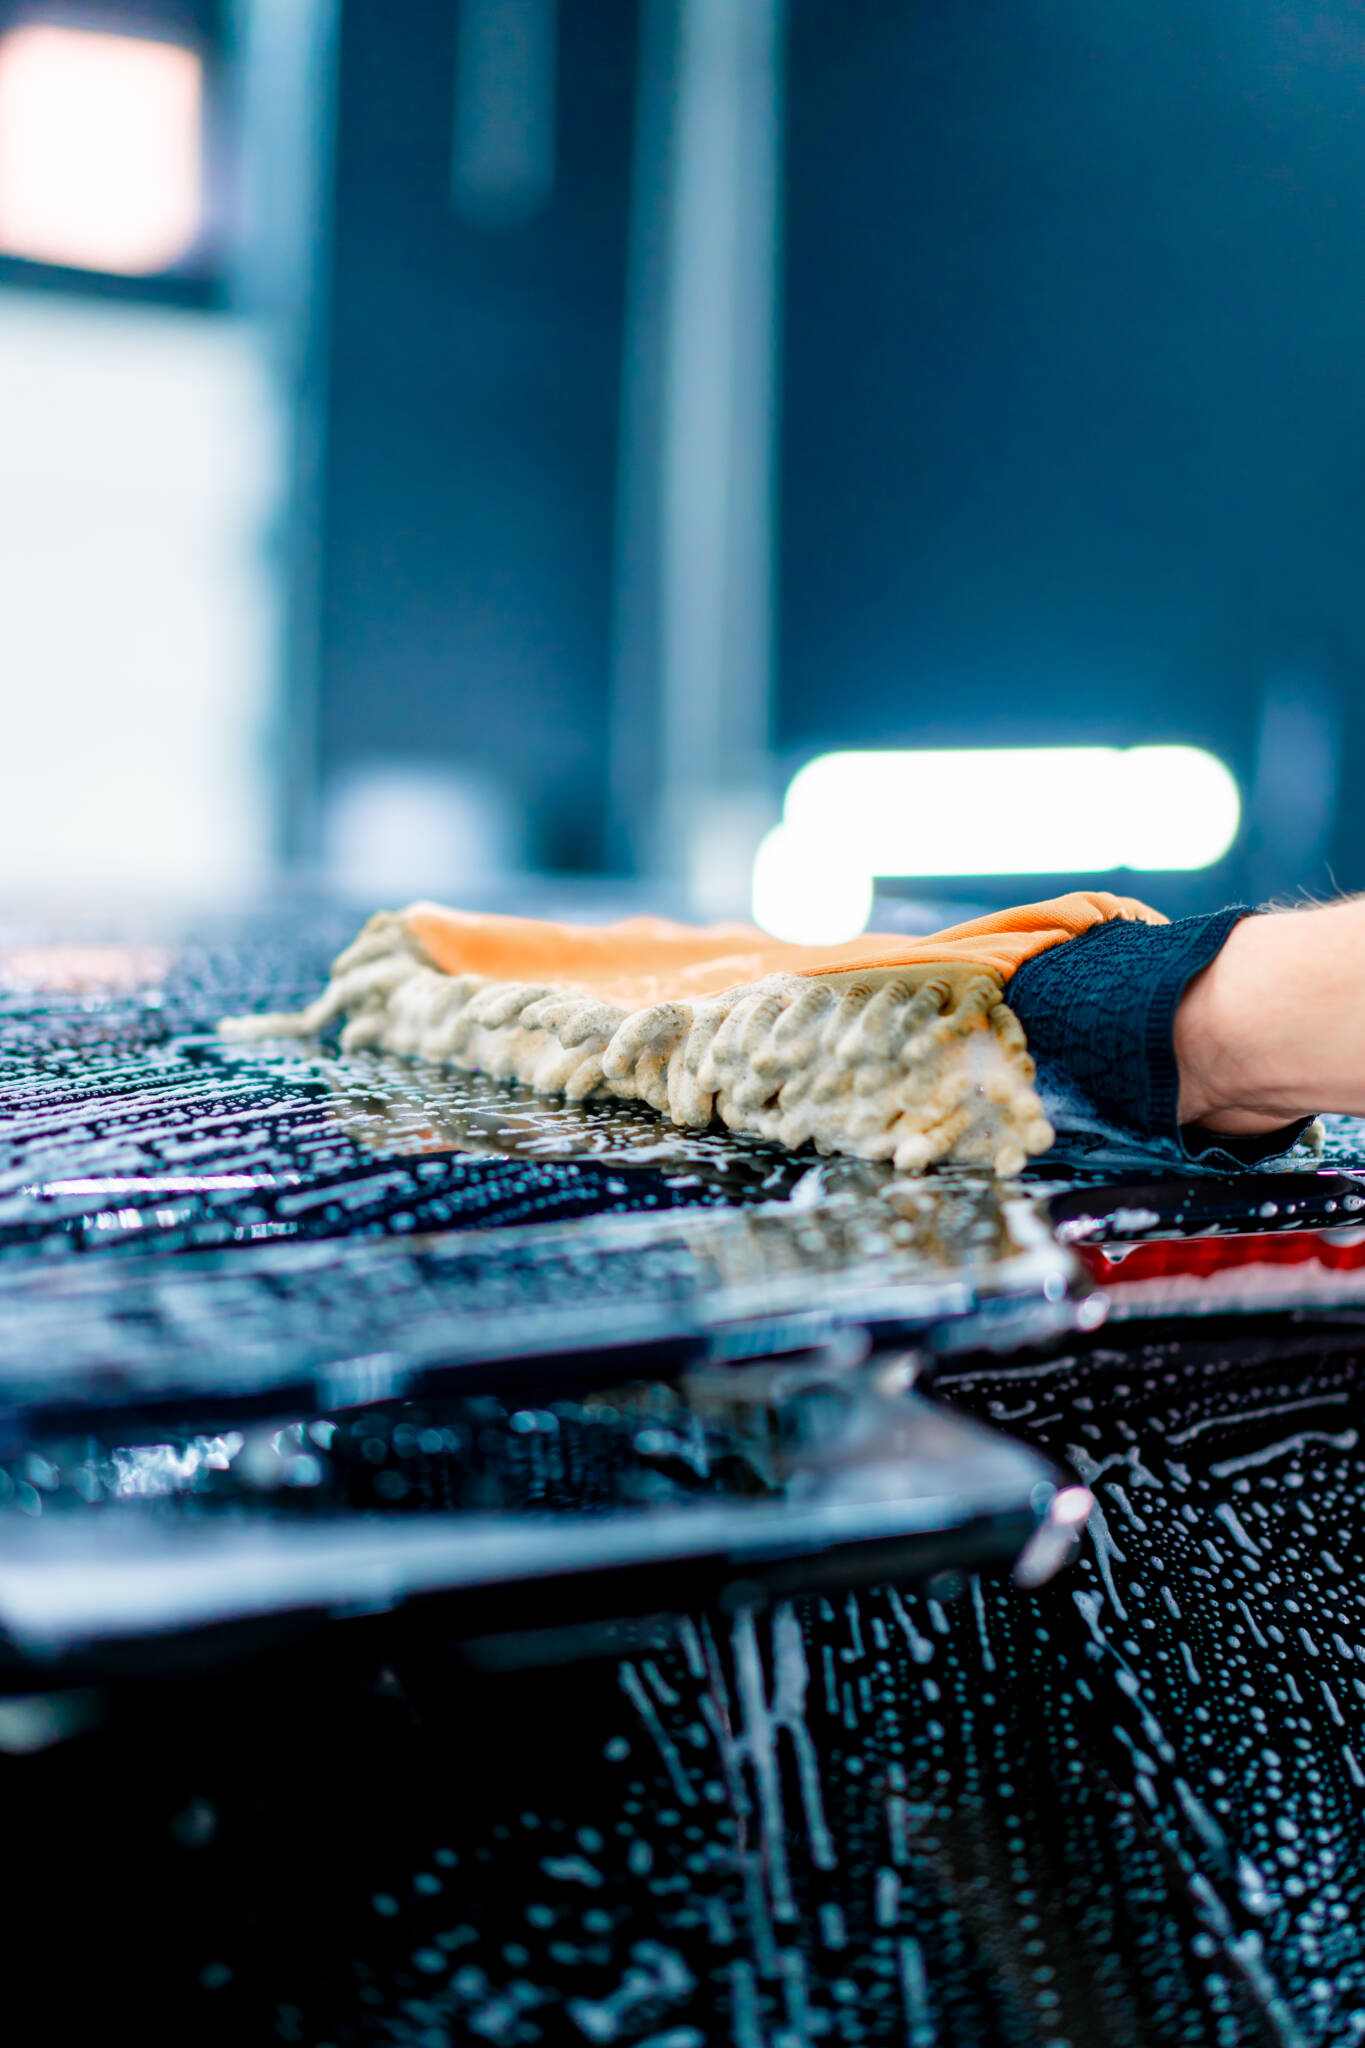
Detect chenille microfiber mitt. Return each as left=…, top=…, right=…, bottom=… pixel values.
left=222, top=891, right=1164, bottom=1176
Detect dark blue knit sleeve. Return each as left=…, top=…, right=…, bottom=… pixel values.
left=1006, top=906, right=1315, bottom=1169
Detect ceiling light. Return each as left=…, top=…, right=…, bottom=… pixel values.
left=0, top=24, right=202, bottom=275
left=753, top=745, right=1241, bottom=944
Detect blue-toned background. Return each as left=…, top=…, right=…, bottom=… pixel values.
left=0, top=0, right=1358, bottom=918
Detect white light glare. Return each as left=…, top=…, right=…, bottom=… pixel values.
left=0, top=25, right=202, bottom=276
left=752, top=746, right=1240, bottom=944
left=751, top=821, right=874, bottom=948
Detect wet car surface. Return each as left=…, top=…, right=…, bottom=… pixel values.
left=6, top=910, right=1365, bottom=2046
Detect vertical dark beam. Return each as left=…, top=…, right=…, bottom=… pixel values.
left=316, top=0, right=636, bottom=877
left=605, top=0, right=676, bottom=880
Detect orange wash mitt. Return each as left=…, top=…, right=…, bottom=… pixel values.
left=222, top=892, right=1165, bottom=1176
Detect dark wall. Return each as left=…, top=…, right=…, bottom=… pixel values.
left=319, top=0, right=638, bottom=871
left=781, top=0, right=1365, bottom=905
left=316, top=1, right=1365, bottom=900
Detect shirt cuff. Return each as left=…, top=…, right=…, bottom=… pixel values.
left=1006, top=905, right=1316, bottom=1170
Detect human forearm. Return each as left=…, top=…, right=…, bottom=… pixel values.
left=1175, top=899, right=1365, bottom=1134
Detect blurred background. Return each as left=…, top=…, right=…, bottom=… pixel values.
left=0, top=0, right=1359, bottom=935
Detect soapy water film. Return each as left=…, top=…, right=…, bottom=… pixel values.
left=0, top=916, right=984, bottom=1253
left=27, top=1326, right=1365, bottom=2048
left=0, top=918, right=1063, bottom=1426
left=9, top=919, right=1365, bottom=2042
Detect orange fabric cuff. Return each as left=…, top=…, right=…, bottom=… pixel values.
left=406, top=889, right=1166, bottom=1012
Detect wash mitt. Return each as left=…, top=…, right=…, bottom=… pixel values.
left=221, top=891, right=1164, bottom=1176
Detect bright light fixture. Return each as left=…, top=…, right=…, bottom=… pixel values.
left=0, top=25, right=202, bottom=275
left=751, top=818, right=875, bottom=948
left=752, top=745, right=1240, bottom=944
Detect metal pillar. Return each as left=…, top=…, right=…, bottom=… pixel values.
left=226, top=0, right=341, bottom=875
left=609, top=0, right=784, bottom=912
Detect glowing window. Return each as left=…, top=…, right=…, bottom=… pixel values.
left=0, top=289, right=280, bottom=903
left=0, top=24, right=202, bottom=275
left=752, top=746, right=1241, bottom=944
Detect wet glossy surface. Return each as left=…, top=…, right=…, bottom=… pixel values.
left=0, top=916, right=1074, bottom=1426
left=0, top=915, right=1074, bottom=1669
left=18, top=1320, right=1365, bottom=2045
left=10, top=912, right=1365, bottom=2044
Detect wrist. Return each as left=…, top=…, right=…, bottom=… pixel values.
left=1174, top=904, right=1347, bottom=1133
